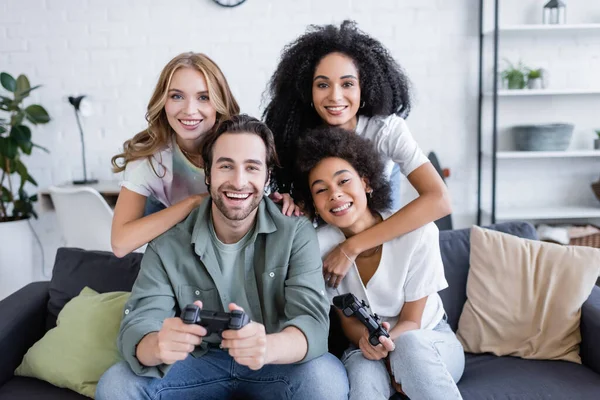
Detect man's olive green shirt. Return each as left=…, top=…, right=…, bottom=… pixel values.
left=117, top=197, right=329, bottom=378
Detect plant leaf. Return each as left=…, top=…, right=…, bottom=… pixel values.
left=10, top=124, right=31, bottom=143
left=16, top=167, right=31, bottom=192
left=19, top=141, right=33, bottom=155
left=11, top=125, right=32, bottom=155
left=0, top=126, right=6, bottom=135
left=15, top=75, right=31, bottom=97
left=32, top=143, right=49, bottom=153
left=11, top=112, right=24, bottom=127
left=15, top=159, right=27, bottom=178
left=16, top=84, right=41, bottom=98
left=0, top=73, right=16, bottom=93
left=24, top=105, right=50, bottom=124
left=0, top=137, right=18, bottom=158
left=27, top=174, right=38, bottom=186
left=1, top=186, right=12, bottom=202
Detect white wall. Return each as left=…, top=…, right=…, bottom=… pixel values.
left=1, top=0, right=598, bottom=278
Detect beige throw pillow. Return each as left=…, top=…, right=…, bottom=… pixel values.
left=457, top=226, right=600, bottom=363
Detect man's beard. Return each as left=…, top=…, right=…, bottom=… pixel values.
left=211, top=184, right=262, bottom=221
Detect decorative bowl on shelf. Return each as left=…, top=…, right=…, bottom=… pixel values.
left=592, top=180, right=600, bottom=203
left=512, top=123, right=574, bottom=151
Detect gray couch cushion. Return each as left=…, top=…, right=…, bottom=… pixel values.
left=0, top=377, right=88, bottom=400
left=46, top=248, right=142, bottom=330
left=438, top=222, right=537, bottom=331
left=459, top=353, right=600, bottom=399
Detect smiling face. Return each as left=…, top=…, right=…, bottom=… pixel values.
left=164, top=67, right=217, bottom=150
left=312, top=52, right=361, bottom=131
left=207, top=132, right=268, bottom=222
left=309, top=156, right=372, bottom=233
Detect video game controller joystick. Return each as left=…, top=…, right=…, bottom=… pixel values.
left=181, top=304, right=250, bottom=337
left=333, top=293, right=390, bottom=346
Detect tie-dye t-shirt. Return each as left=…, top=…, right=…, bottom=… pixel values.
left=121, top=138, right=207, bottom=207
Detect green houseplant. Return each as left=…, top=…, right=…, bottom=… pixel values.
left=0, top=72, right=50, bottom=222
left=526, top=68, right=545, bottom=90
left=500, top=60, right=527, bottom=90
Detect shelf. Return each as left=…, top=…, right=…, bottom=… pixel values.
left=483, top=206, right=600, bottom=221
left=484, top=89, right=600, bottom=96
left=487, top=150, right=600, bottom=159
left=484, top=23, right=600, bottom=35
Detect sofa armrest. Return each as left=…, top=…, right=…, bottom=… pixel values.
left=581, top=285, right=600, bottom=374
left=0, top=281, right=50, bottom=387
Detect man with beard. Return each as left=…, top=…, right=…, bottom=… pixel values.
left=96, top=115, right=349, bottom=400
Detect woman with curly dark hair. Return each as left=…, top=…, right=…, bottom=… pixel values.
left=295, top=127, right=464, bottom=400
left=263, top=20, right=451, bottom=289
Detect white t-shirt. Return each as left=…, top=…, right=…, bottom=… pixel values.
left=317, top=212, right=448, bottom=330
left=355, top=114, right=429, bottom=180
left=121, top=138, right=207, bottom=207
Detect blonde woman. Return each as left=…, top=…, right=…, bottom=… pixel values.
left=110, top=52, right=239, bottom=257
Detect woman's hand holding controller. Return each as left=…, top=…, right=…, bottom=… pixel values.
left=358, top=321, right=395, bottom=361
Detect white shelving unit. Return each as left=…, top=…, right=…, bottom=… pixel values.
left=478, top=6, right=600, bottom=225
left=485, top=89, right=600, bottom=96
left=483, top=206, right=600, bottom=222
left=485, top=150, right=600, bottom=159
left=484, top=23, right=600, bottom=35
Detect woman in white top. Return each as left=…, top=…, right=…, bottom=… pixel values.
left=294, top=127, right=465, bottom=400
left=110, top=52, right=240, bottom=257
left=263, top=20, right=451, bottom=288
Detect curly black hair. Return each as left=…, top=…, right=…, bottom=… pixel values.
left=263, top=20, right=412, bottom=193
left=294, top=126, right=392, bottom=219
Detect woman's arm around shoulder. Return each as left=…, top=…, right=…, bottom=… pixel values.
left=111, top=187, right=206, bottom=257
left=330, top=116, right=451, bottom=278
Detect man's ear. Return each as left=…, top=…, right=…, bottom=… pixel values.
left=205, top=175, right=210, bottom=187
left=265, top=170, right=271, bottom=187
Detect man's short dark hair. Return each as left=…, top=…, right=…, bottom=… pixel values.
left=200, top=114, right=280, bottom=192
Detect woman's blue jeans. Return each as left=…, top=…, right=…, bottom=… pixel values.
left=342, top=318, right=465, bottom=400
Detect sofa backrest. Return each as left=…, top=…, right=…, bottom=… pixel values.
left=48, top=222, right=538, bottom=335
left=46, top=247, right=143, bottom=331
left=438, top=221, right=537, bottom=331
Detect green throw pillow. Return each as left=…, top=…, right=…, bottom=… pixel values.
left=15, top=287, right=129, bottom=398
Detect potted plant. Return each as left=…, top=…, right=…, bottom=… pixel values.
left=500, top=60, right=527, bottom=90
left=595, top=130, right=600, bottom=150
left=527, top=68, right=545, bottom=89
left=0, top=72, right=50, bottom=298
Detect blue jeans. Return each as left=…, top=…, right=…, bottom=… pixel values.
left=390, top=163, right=401, bottom=211
left=96, top=349, right=349, bottom=400
left=342, top=318, right=465, bottom=400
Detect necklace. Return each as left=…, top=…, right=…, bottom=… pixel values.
left=179, top=145, right=203, bottom=168
left=356, top=244, right=382, bottom=259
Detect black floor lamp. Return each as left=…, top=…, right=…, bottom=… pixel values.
left=68, top=95, right=98, bottom=185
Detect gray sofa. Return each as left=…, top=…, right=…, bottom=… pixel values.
left=0, top=221, right=599, bottom=399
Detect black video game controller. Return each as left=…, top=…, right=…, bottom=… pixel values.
left=333, top=293, right=390, bottom=346
left=181, top=304, right=250, bottom=337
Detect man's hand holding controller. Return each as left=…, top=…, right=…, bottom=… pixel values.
left=180, top=302, right=266, bottom=370
left=220, top=304, right=268, bottom=371
left=156, top=300, right=208, bottom=365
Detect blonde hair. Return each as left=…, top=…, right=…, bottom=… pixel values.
left=111, top=52, right=240, bottom=173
